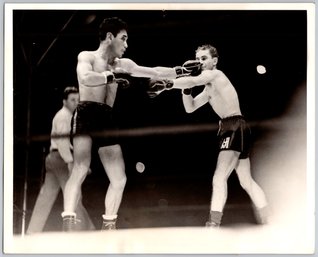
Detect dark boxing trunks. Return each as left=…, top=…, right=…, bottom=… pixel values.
left=217, top=115, right=251, bottom=159
left=71, top=101, right=118, bottom=148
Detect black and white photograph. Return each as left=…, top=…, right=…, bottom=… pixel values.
left=3, top=2, right=315, bottom=254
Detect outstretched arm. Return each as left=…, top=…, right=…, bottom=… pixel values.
left=116, top=58, right=200, bottom=78
left=147, top=70, right=216, bottom=97
left=172, top=70, right=216, bottom=89
left=77, top=51, right=114, bottom=87
left=153, top=60, right=201, bottom=78
left=116, top=58, right=177, bottom=79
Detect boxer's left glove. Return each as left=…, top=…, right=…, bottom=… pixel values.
left=113, top=73, right=131, bottom=89
left=110, top=73, right=130, bottom=89
left=175, top=60, right=202, bottom=78
left=147, top=79, right=174, bottom=98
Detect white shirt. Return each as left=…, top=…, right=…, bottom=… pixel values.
left=50, top=106, right=73, bottom=163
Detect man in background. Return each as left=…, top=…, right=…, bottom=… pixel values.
left=27, top=87, right=95, bottom=233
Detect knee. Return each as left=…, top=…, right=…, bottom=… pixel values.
left=212, top=172, right=228, bottom=188
left=99, top=145, right=122, bottom=161
left=110, top=176, right=127, bottom=191
left=238, top=176, right=252, bottom=191
left=70, top=163, right=89, bottom=183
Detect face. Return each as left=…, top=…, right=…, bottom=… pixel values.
left=111, top=30, right=128, bottom=57
left=64, top=93, right=79, bottom=112
left=195, top=49, right=217, bottom=70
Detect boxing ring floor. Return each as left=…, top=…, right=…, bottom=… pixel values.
left=6, top=85, right=314, bottom=254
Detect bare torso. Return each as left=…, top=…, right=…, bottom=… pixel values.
left=78, top=51, right=124, bottom=107
left=205, top=70, right=242, bottom=119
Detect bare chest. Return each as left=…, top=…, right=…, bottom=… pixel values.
left=92, top=58, right=113, bottom=72
left=206, top=83, right=219, bottom=98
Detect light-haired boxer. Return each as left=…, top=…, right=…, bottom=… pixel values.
left=147, top=44, right=269, bottom=227
left=62, top=17, right=200, bottom=231
left=27, top=87, right=95, bottom=234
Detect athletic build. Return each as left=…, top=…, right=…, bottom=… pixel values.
left=148, top=44, right=268, bottom=227
left=62, top=17, right=195, bottom=231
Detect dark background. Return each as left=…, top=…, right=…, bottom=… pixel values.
left=12, top=9, right=307, bottom=233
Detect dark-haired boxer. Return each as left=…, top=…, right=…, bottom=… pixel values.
left=62, top=17, right=201, bottom=231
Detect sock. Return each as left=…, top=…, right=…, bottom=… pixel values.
left=61, top=211, right=76, bottom=218
left=102, top=214, right=118, bottom=221
left=209, top=211, right=223, bottom=225
left=254, top=205, right=270, bottom=224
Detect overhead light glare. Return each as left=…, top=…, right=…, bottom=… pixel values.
left=256, top=65, right=266, bottom=74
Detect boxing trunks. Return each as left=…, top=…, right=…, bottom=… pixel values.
left=71, top=101, right=118, bottom=148
left=217, top=115, right=251, bottom=159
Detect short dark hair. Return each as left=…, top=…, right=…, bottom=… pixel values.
left=196, top=44, right=219, bottom=58
left=63, top=87, right=78, bottom=100
left=99, top=17, right=128, bottom=41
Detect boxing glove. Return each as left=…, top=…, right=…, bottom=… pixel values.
left=147, top=79, right=173, bottom=98
left=102, top=71, right=115, bottom=84
left=175, top=60, right=202, bottom=78
left=113, top=73, right=131, bottom=89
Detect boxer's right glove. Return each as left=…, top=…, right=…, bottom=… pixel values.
left=113, top=73, right=131, bottom=89
left=175, top=60, right=202, bottom=78
left=102, top=71, right=115, bottom=84
left=147, top=79, right=174, bottom=98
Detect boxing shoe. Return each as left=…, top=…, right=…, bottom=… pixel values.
left=205, top=210, right=222, bottom=228
left=253, top=205, right=270, bottom=225
left=62, top=212, right=78, bottom=232
left=101, top=219, right=117, bottom=231
left=205, top=221, right=220, bottom=228
left=101, top=214, right=117, bottom=231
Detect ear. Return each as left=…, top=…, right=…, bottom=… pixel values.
left=63, top=99, right=66, bottom=105
left=213, top=57, right=218, bottom=65
left=106, top=32, right=114, bottom=40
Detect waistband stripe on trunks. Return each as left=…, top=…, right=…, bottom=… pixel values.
left=221, top=115, right=244, bottom=121
left=79, top=101, right=112, bottom=110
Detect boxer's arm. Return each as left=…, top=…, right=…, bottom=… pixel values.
left=152, top=60, right=202, bottom=78
left=118, top=58, right=177, bottom=79
left=182, top=88, right=210, bottom=113
left=77, top=52, right=113, bottom=86
left=172, top=70, right=216, bottom=89
left=147, top=70, right=214, bottom=98
left=153, top=66, right=178, bottom=79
